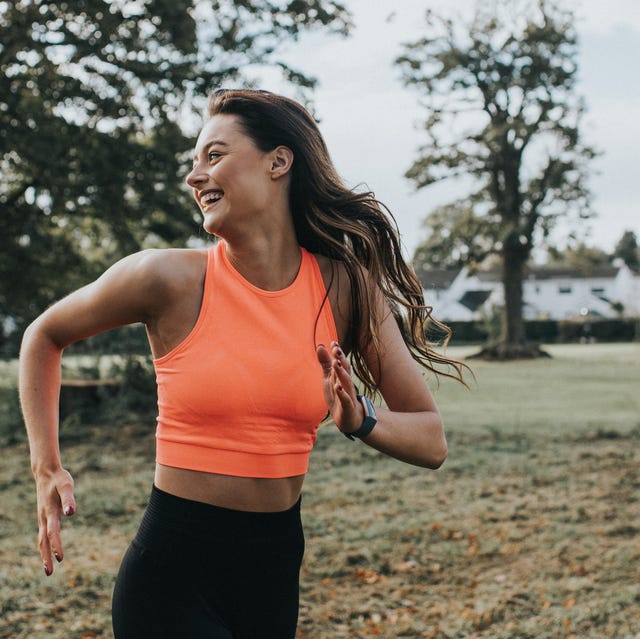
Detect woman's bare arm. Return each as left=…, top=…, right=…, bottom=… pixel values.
left=317, top=286, right=447, bottom=469
left=19, top=249, right=173, bottom=575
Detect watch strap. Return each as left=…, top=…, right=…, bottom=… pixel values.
left=343, top=394, right=377, bottom=440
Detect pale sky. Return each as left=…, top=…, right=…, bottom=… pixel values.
left=266, top=0, right=640, bottom=260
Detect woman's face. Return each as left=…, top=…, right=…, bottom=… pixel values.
left=186, top=114, right=276, bottom=238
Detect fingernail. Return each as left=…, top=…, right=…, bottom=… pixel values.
left=64, top=505, right=73, bottom=516
left=54, top=551, right=61, bottom=562
left=44, top=566, right=51, bottom=576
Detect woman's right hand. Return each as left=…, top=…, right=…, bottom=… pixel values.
left=34, top=467, right=76, bottom=576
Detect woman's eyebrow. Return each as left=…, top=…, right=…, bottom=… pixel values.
left=193, top=139, right=229, bottom=164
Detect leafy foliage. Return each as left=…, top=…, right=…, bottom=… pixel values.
left=397, top=0, right=596, bottom=348
left=546, top=242, right=612, bottom=275
left=614, top=230, right=639, bottom=271
left=412, top=197, right=502, bottom=271
left=0, top=0, right=350, bottom=331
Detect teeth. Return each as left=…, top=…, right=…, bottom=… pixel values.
left=201, top=191, right=223, bottom=206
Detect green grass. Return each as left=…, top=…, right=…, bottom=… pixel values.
left=435, top=343, right=640, bottom=437
left=2, top=343, right=640, bottom=638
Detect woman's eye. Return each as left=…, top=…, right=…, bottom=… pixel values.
left=208, top=151, right=221, bottom=162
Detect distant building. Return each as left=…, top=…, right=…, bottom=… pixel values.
left=416, top=261, right=640, bottom=321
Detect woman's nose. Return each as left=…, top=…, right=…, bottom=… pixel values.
left=186, top=167, right=207, bottom=189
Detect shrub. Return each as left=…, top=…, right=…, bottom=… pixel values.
left=0, top=387, right=24, bottom=444
left=432, top=318, right=638, bottom=344
left=103, top=355, right=157, bottom=422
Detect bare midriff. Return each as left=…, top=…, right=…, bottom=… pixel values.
left=154, top=464, right=306, bottom=512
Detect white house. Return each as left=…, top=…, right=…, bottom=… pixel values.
left=417, top=261, right=640, bottom=322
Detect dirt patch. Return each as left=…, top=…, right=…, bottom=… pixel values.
left=2, top=423, right=639, bottom=638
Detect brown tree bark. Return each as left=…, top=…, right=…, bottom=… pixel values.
left=469, top=237, right=550, bottom=361
left=501, top=242, right=527, bottom=345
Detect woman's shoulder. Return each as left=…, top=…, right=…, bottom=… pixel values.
left=109, top=247, right=208, bottom=310
left=313, top=254, right=349, bottom=292
left=313, top=253, right=371, bottom=291
left=133, top=246, right=208, bottom=275
left=313, top=253, right=342, bottom=277
left=312, top=254, right=353, bottom=344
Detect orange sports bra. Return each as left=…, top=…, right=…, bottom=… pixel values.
left=154, top=241, right=338, bottom=478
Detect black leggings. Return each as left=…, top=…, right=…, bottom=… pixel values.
left=112, top=485, right=304, bottom=639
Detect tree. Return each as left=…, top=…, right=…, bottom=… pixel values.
left=0, top=0, right=349, bottom=338
left=411, top=199, right=502, bottom=272
left=546, top=242, right=612, bottom=275
left=614, top=230, right=640, bottom=271
left=397, top=0, right=596, bottom=358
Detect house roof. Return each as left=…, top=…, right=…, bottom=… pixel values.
left=475, top=265, right=620, bottom=282
left=415, top=266, right=461, bottom=290
left=458, top=290, right=492, bottom=311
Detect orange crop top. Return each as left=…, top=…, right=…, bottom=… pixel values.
left=154, top=241, right=338, bottom=478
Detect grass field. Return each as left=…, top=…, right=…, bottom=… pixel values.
left=1, top=343, right=639, bottom=638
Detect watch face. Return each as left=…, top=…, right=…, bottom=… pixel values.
left=343, top=395, right=378, bottom=440
left=362, top=395, right=376, bottom=418
left=356, top=395, right=377, bottom=438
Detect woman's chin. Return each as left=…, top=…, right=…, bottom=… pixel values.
left=202, top=213, right=222, bottom=236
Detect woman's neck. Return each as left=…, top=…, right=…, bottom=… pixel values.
left=223, top=231, right=302, bottom=291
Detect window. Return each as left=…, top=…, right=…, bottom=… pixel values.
left=558, top=286, right=572, bottom=294
left=591, top=287, right=605, bottom=294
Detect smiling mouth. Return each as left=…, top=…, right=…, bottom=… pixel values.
left=200, top=190, right=224, bottom=209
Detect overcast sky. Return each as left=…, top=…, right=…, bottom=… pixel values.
left=266, top=0, right=640, bottom=260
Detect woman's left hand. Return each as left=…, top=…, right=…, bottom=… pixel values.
left=316, top=341, right=364, bottom=435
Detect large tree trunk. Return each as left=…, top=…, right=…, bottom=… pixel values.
left=469, top=240, right=550, bottom=361
left=501, top=244, right=526, bottom=345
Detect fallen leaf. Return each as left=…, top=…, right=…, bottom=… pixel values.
left=395, top=559, right=418, bottom=572
left=355, top=568, right=387, bottom=584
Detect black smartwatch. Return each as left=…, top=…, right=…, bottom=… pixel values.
left=343, top=394, right=377, bottom=440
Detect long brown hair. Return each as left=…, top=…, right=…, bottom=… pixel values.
left=208, top=88, right=467, bottom=392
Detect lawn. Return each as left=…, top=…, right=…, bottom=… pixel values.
left=1, top=343, right=639, bottom=638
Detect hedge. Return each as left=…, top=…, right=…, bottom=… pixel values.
left=3, top=317, right=639, bottom=359
left=0, top=323, right=149, bottom=359
left=443, top=318, right=639, bottom=345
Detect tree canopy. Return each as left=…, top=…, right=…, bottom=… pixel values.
left=614, top=230, right=639, bottom=271
left=0, top=0, right=349, bottom=337
left=546, top=242, right=612, bottom=275
left=397, top=0, right=596, bottom=356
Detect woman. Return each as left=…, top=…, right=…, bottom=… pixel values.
left=20, top=88, right=465, bottom=638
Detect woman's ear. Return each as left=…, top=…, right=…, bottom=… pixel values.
left=269, top=146, right=294, bottom=179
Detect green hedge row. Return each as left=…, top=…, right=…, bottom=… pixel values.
left=3, top=317, right=639, bottom=359
left=1, top=323, right=149, bottom=359
left=444, top=318, right=640, bottom=344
